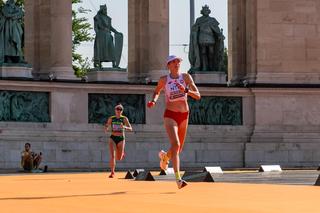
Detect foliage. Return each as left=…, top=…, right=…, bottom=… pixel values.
left=221, top=48, right=228, bottom=73
left=72, top=55, right=91, bottom=78
left=72, top=0, right=94, bottom=77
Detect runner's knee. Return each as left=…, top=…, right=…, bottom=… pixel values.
left=171, top=141, right=180, bottom=153
left=116, top=150, right=124, bottom=160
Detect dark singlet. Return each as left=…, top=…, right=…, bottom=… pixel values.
left=110, top=115, right=125, bottom=133
left=109, top=116, right=126, bottom=145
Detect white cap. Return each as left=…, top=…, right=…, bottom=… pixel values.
left=166, top=55, right=182, bottom=65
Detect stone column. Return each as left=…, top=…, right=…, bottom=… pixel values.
left=50, top=0, right=75, bottom=80
left=128, top=0, right=149, bottom=83
left=244, top=0, right=257, bottom=84
left=148, top=0, right=169, bottom=81
left=228, top=0, right=247, bottom=84
left=25, top=0, right=48, bottom=75
left=128, top=0, right=169, bottom=83
left=255, top=0, right=320, bottom=84
left=25, top=0, right=75, bottom=80
left=24, top=0, right=37, bottom=70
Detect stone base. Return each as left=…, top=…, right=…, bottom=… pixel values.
left=34, top=67, right=80, bottom=81
left=147, top=69, right=169, bottom=83
left=0, top=65, right=33, bottom=78
left=190, top=71, right=227, bottom=84
left=87, top=69, right=128, bottom=82
left=2, top=81, right=320, bottom=169
left=50, top=67, right=80, bottom=81
left=255, top=72, right=320, bottom=84
left=245, top=142, right=320, bottom=167
left=35, top=72, right=79, bottom=81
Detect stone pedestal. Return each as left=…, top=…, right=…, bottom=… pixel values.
left=147, top=69, right=168, bottom=83
left=87, top=68, right=128, bottom=82
left=191, top=71, right=227, bottom=84
left=0, top=65, right=33, bottom=78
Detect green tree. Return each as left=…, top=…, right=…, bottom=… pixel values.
left=222, top=48, right=228, bottom=73
left=72, top=0, right=94, bottom=77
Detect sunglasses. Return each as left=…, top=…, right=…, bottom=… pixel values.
left=115, top=108, right=123, bottom=111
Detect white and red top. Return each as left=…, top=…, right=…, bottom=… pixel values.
left=165, top=74, right=187, bottom=103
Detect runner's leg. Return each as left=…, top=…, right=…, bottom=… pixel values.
left=164, top=118, right=181, bottom=179
left=116, top=140, right=125, bottom=161
left=178, top=118, right=188, bottom=153
left=109, top=138, right=116, bottom=177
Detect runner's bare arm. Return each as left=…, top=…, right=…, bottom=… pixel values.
left=147, top=76, right=166, bottom=108
left=104, top=117, right=112, bottom=133
left=184, top=73, right=201, bottom=100
left=152, top=76, right=166, bottom=102
left=123, top=117, right=133, bottom=131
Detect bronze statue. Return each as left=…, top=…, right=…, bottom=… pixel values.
left=0, top=0, right=24, bottom=64
left=189, top=5, right=225, bottom=72
left=93, top=5, right=123, bottom=69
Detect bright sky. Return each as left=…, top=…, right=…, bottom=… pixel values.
left=74, top=0, right=227, bottom=71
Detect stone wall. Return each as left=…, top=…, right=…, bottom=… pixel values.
left=1, top=81, right=319, bottom=169
left=246, top=88, right=320, bottom=167
left=224, top=0, right=320, bottom=166
left=0, top=81, right=252, bottom=170
left=228, top=0, right=320, bottom=85
left=256, top=0, right=320, bottom=84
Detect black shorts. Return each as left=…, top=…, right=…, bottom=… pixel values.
left=110, top=135, right=124, bottom=145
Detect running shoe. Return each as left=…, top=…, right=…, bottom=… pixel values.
left=108, top=173, right=115, bottom=178
left=158, top=150, right=169, bottom=170
left=176, top=179, right=188, bottom=189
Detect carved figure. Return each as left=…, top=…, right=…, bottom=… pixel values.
left=189, top=5, right=225, bottom=72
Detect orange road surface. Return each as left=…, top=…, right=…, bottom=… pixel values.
left=0, top=172, right=319, bottom=213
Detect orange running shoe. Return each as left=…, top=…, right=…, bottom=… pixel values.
left=158, top=150, right=169, bottom=170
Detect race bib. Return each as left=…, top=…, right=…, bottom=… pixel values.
left=169, top=81, right=185, bottom=100
left=112, top=123, right=123, bottom=132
